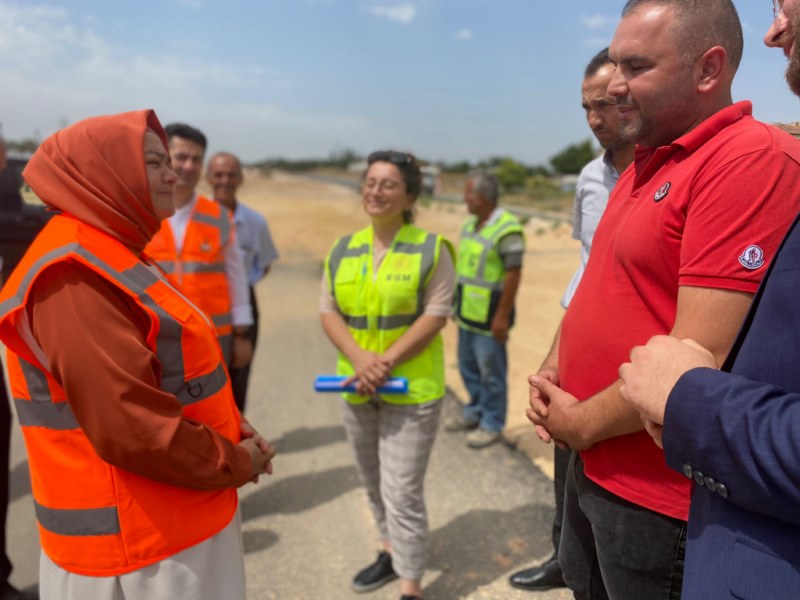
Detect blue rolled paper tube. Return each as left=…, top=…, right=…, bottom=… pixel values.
left=314, top=376, right=409, bottom=394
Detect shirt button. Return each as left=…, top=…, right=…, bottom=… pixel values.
left=682, top=464, right=693, bottom=479
left=715, top=482, right=729, bottom=498
left=693, top=471, right=705, bottom=486
left=703, top=476, right=716, bottom=491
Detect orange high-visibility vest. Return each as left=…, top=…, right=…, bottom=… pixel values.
left=145, top=196, right=234, bottom=356
left=0, top=214, right=241, bottom=577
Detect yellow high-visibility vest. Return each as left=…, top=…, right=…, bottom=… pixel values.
left=454, top=209, right=524, bottom=333
left=325, top=224, right=453, bottom=405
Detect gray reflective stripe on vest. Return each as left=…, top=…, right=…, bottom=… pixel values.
left=193, top=211, right=231, bottom=246
left=379, top=314, right=417, bottom=329
left=457, top=222, right=518, bottom=288
left=157, top=260, right=177, bottom=273
left=119, top=263, right=186, bottom=396
left=326, top=235, right=354, bottom=306
left=14, top=358, right=79, bottom=430
left=1, top=242, right=224, bottom=409
left=342, top=314, right=368, bottom=329
left=177, top=362, right=228, bottom=406
left=342, top=314, right=418, bottom=331
left=455, top=276, right=504, bottom=291
left=183, top=262, right=226, bottom=274
left=327, top=236, right=360, bottom=280
left=397, top=234, right=438, bottom=317
left=335, top=233, right=438, bottom=330
left=115, top=264, right=226, bottom=406
left=35, top=500, right=120, bottom=537
left=156, top=261, right=225, bottom=275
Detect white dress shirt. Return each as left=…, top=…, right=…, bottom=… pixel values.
left=560, top=151, right=620, bottom=308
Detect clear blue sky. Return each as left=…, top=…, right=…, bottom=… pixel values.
left=0, top=0, right=796, bottom=166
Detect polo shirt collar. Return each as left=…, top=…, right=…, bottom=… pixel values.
left=632, top=101, right=752, bottom=179
left=635, top=101, right=751, bottom=161
left=670, top=101, right=752, bottom=154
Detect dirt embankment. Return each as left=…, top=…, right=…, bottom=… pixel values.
left=213, top=170, right=581, bottom=474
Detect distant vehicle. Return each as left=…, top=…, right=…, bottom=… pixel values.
left=1, top=155, right=52, bottom=281
left=420, top=165, right=441, bottom=197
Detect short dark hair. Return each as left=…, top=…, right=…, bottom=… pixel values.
left=622, top=0, right=743, bottom=70
left=585, top=47, right=612, bottom=78
left=164, top=123, right=207, bottom=150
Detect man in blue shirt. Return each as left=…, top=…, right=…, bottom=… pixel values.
left=207, top=152, right=279, bottom=413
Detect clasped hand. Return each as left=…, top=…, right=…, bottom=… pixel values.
left=239, top=422, right=276, bottom=483
left=343, top=349, right=394, bottom=395
left=619, top=335, right=716, bottom=449
left=526, top=368, right=589, bottom=451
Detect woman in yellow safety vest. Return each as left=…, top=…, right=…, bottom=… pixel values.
left=320, top=151, right=455, bottom=600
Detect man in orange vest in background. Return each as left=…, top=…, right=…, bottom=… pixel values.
left=145, top=124, right=254, bottom=372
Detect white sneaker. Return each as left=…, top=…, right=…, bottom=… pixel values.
left=443, top=415, right=479, bottom=432
left=466, top=428, right=501, bottom=448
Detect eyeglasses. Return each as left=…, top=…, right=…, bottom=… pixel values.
left=774, top=0, right=784, bottom=20
left=367, top=150, right=414, bottom=166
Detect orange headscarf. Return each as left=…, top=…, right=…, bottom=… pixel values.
left=23, top=109, right=169, bottom=253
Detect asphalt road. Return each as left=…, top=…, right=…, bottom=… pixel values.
left=5, top=254, right=572, bottom=600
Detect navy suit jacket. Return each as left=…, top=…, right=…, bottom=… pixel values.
left=664, top=214, right=800, bottom=599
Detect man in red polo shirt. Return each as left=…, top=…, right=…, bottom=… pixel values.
left=527, top=1, right=800, bottom=598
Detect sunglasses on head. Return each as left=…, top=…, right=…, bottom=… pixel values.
left=367, top=150, right=414, bottom=166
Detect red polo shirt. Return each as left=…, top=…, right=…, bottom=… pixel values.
left=560, top=102, right=800, bottom=520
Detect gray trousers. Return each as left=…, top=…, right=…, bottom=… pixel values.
left=341, top=397, right=442, bottom=580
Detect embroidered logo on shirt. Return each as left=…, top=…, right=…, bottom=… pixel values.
left=738, top=245, right=765, bottom=270
left=654, top=182, right=671, bottom=202
left=200, top=241, right=212, bottom=253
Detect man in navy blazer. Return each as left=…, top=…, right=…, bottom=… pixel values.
left=619, top=5, right=800, bottom=596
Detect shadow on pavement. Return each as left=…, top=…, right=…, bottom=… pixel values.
left=243, top=528, right=280, bottom=554
left=271, top=425, right=347, bottom=455
left=424, top=503, right=555, bottom=599
left=240, top=464, right=360, bottom=521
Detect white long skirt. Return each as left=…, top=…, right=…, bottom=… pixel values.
left=39, top=510, right=246, bottom=600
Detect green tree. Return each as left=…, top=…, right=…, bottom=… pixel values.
left=495, top=157, right=529, bottom=191
left=549, top=139, right=596, bottom=175
left=442, top=160, right=472, bottom=174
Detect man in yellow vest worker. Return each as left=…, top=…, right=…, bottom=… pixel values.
left=145, top=124, right=253, bottom=371
left=446, top=171, right=525, bottom=448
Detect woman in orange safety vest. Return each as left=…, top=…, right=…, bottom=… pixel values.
left=0, top=110, right=275, bottom=600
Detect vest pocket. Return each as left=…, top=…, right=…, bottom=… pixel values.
left=460, top=284, right=491, bottom=324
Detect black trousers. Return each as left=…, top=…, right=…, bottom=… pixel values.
left=229, top=286, right=259, bottom=413
left=0, top=361, right=13, bottom=583
left=559, top=453, right=686, bottom=600
left=551, top=445, right=572, bottom=555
